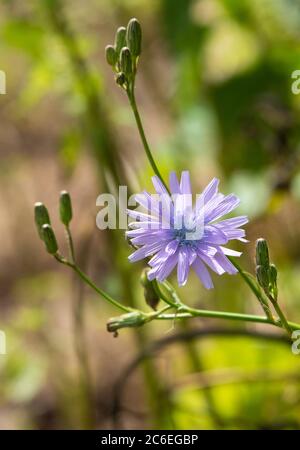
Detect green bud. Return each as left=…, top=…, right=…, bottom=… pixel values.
left=256, top=264, right=269, bottom=292
left=34, top=202, right=51, bottom=239
left=269, top=263, right=277, bottom=285
left=126, top=18, right=142, bottom=57
left=105, top=45, right=117, bottom=66
left=115, top=72, right=126, bottom=87
left=114, top=26, right=126, bottom=55
left=256, top=238, right=270, bottom=268
left=269, top=263, right=278, bottom=298
left=42, top=224, right=58, bottom=255
left=59, top=190, right=73, bottom=226
left=119, top=47, right=132, bottom=78
left=107, top=311, right=149, bottom=333
left=140, top=269, right=160, bottom=310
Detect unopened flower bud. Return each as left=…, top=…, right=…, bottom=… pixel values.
left=140, top=269, right=160, bottom=310
left=256, top=238, right=270, bottom=269
left=107, top=311, right=148, bottom=333
left=34, top=202, right=51, bottom=239
left=126, top=18, right=142, bottom=57
left=115, top=26, right=126, bottom=55
left=42, top=224, right=58, bottom=255
left=59, top=190, right=73, bottom=226
left=119, top=47, right=132, bottom=78
left=256, top=264, right=269, bottom=292
left=269, top=263, right=278, bottom=298
left=105, top=45, right=117, bottom=66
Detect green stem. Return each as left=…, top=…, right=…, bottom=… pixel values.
left=156, top=308, right=300, bottom=331
left=228, top=257, right=274, bottom=322
left=54, top=254, right=131, bottom=313
left=65, top=225, right=76, bottom=264
left=128, top=89, right=170, bottom=194
left=268, top=296, right=292, bottom=336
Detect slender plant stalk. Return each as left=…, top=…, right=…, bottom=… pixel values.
left=228, top=257, right=274, bottom=322
left=65, top=225, right=76, bottom=264
left=155, top=310, right=300, bottom=331
left=55, top=254, right=131, bottom=313
left=128, top=90, right=170, bottom=194
left=267, top=296, right=292, bottom=336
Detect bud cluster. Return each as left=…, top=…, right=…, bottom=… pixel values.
left=105, top=18, right=142, bottom=91
left=34, top=191, right=73, bottom=256
left=255, top=238, right=278, bottom=300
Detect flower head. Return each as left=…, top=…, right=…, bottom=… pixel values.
left=126, top=171, right=248, bottom=288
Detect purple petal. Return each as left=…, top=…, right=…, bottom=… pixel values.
left=128, top=241, right=165, bottom=262
left=202, top=178, right=220, bottom=202
left=169, top=171, right=181, bottom=194
left=126, top=209, right=157, bottom=221
left=214, top=251, right=238, bottom=274
left=205, top=194, right=240, bottom=223
left=220, top=246, right=242, bottom=257
left=148, top=240, right=179, bottom=267
left=222, top=228, right=246, bottom=240
left=128, top=221, right=161, bottom=230
left=198, top=251, right=225, bottom=275
left=135, top=191, right=161, bottom=216
left=215, top=216, right=248, bottom=229
left=152, top=176, right=170, bottom=196
left=192, top=258, right=214, bottom=289
left=203, top=225, right=228, bottom=245
left=177, top=247, right=190, bottom=286
left=131, top=231, right=172, bottom=246
left=180, top=171, right=192, bottom=195
left=202, top=193, right=225, bottom=219
left=156, top=253, right=179, bottom=282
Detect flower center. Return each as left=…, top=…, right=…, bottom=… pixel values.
left=173, top=227, right=200, bottom=248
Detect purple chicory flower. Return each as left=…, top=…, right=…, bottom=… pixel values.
left=126, top=171, right=248, bottom=288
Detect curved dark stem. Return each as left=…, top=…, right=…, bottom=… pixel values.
left=111, top=326, right=289, bottom=428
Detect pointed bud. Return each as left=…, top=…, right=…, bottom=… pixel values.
left=120, top=47, right=132, bottom=78
left=42, top=224, right=58, bottom=255
left=114, top=27, right=126, bottom=55
left=105, top=45, right=117, bottom=66
left=140, top=269, right=160, bottom=310
left=34, top=202, right=51, bottom=239
left=115, top=72, right=126, bottom=87
left=107, top=311, right=149, bottom=333
left=126, top=18, right=142, bottom=57
left=256, top=264, right=269, bottom=292
left=59, top=190, right=73, bottom=226
left=256, top=238, right=270, bottom=268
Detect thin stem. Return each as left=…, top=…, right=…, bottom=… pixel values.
left=65, top=225, right=76, bottom=264
left=156, top=309, right=300, bottom=331
left=127, top=89, right=170, bottom=194
left=268, top=296, right=292, bottom=336
left=54, top=254, right=131, bottom=313
left=228, top=256, right=274, bottom=322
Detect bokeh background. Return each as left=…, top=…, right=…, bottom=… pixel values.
left=1, top=0, right=300, bottom=430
